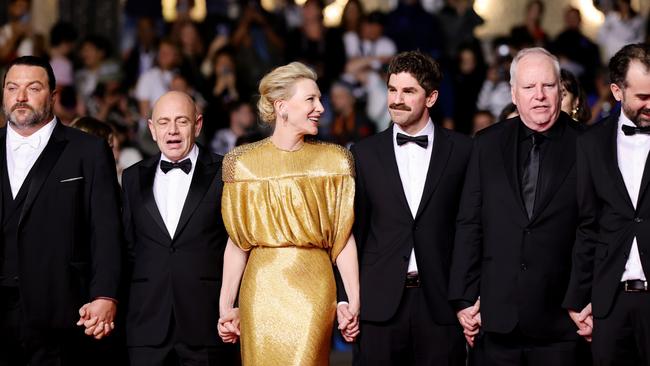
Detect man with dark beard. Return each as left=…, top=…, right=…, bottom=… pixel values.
left=564, top=43, right=650, bottom=365
left=0, top=56, right=123, bottom=365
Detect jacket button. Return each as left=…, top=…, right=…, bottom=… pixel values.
left=520, top=263, right=528, bottom=271
left=169, top=247, right=176, bottom=253
left=635, top=217, right=643, bottom=223
left=524, top=229, right=531, bottom=234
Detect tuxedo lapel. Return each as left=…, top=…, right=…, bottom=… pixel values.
left=19, top=122, right=68, bottom=226
left=603, top=117, right=635, bottom=210
left=376, top=128, right=411, bottom=217
left=139, top=155, right=171, bottom=241
left=173, top=147, right=217, bottom=240
left=500, top=119, right=528, bottom=219
left=531, top=118, right=575, bottom=221
left=415, top=125, right=452, bottom=218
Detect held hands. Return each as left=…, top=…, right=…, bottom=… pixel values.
left=76, top=298, right=117, bottom=339
left=456, top=298, right=481, bottom=347
left=337, top=302, right=360, bottom=342
left=218, top=307, right=241, bottom=344
left=568, top=303, right=593, bottom=342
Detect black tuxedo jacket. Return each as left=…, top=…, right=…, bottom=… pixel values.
left=0, top=121, right=123, bottom=328
left=122, top=146, right=228, bottom=347
left=449, top=114, right=580, bottom=339
left=351, top=124, right=472, bottom=324
left=564, top=114, right=650, bottom=317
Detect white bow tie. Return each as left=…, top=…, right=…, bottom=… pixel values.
left=10, top=133, right=40, bottom=151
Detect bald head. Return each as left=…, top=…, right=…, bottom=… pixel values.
left=148, top=91, right=203, bottom=162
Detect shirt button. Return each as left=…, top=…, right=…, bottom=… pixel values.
left=169, top=247, right=176, bottom=253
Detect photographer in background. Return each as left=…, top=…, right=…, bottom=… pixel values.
left=0, top=0, right=34, bottom=63
left=476, top=42, right=512, bottom=119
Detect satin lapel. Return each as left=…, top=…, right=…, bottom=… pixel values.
left=173, top=148, right=216, bottom=240
left=500, top=119, right=528, bottom=218
left=139, top=155, right=170, bottom=240
left=415, top=125, right=452, bottom=218
left=603, top=117, right=635, bottom=210
left=19, top=123, right=68, bottom=227
left=531, top=119, right=574, bottom=221
left=376, top=127, right=411, bottom=216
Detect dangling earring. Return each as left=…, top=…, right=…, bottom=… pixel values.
left=570, top=107, right=579, bottom=121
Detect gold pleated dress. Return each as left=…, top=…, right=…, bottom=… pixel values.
left=221, top=138, right=355, bottom=366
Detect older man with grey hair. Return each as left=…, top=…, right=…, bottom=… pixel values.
left=449, top=47, right=583, bottom=365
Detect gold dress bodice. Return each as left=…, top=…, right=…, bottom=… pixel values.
left=222, top=138, right=355, bottom=366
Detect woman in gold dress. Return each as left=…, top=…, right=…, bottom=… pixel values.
left=217, top=62, right=360, bottom=365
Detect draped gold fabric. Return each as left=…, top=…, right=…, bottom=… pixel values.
left=221, top=138, right=355, bottom=366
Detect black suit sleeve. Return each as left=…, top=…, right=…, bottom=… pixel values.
left=121, top=169, right=136, bottom=280
left=88, top=139, right=123, bottom=300
left=563, top=138, right=598, bottom=311
left=448, top=137, right=483, bottom=305
left=335, top=144, right=369, bottom=303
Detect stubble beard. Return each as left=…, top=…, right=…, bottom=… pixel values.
left=3, top=100, right=52, bottom=131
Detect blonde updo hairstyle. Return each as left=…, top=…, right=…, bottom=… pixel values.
left=257, top=62, right=318, bottom=124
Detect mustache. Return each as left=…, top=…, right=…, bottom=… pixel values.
left=389, top=103, right=411, bottom=111
left=11, top=102, right=34, bottom=112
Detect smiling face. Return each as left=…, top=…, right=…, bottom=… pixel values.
left=3, top=64, right=55, bottom=135
left=148, top=91, right=202, bottom=162
left=387, top=72, right=437, bottom=134
left=511, top=53, right=561, bottom=132
left=276, top=78, right=324, bottom=136
left=612, top=60, right=650, bottom=127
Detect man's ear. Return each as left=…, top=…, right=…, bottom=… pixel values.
left=610, top=83, right=624, bottom=102
left=148, top=119, right=157, bottom=142
left=425, top=90, right=439, bottom=108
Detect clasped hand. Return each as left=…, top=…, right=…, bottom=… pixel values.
left=337, top=302, right=360, bottom=342
left=76, top=298, right=117, bottom=339
left=456, top=299, right=481, bottom=347
left=218, top=307, right=241, bottom=344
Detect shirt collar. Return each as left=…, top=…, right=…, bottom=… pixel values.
left=393, top=118, right=434, bottom=139
left=159, top=144, right=199, bottom=170
left=7, top=117, right=57, bottom=151
left=618, top=110, right=638, bottom=131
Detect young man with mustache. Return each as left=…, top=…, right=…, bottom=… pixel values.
left=344, top=50, right=471, bottom=365
left=0, top=56, right=123, bottom=365
left=564, top=43, right=650, bottom=365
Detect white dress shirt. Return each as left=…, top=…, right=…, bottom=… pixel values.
left=153, top=145, right=198, bottom=238
left=393, top=120, right=434, bottom=274
left=618, top=113, right=649, bottom=281
left=6, top=118, right=57, bottom=198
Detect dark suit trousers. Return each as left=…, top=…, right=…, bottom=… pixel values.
left=0, top=286, right=123, bottom=366
left=358, top=286, right=465, bottom=366
left=592, top=288, right=650, bottom=366
left=479, top=327, right=578, bottom=366
left=128, top=311, right=240, bottom=366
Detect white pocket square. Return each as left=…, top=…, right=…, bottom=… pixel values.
left=60, top=176, right=84, bottom=183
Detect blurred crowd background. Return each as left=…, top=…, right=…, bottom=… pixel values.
left=0, top=0, right=648, bottom=180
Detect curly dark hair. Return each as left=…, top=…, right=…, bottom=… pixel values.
left=609, top=43, right=650, bottom=88
left=387, top=51, right=442, bottom=96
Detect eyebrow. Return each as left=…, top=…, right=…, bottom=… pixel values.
left=5, top=81, right=45, bottom=87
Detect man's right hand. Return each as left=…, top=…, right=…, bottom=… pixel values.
left=568, top=303, right=593, bottom=342
left=456, top=299, right=481, bottom=347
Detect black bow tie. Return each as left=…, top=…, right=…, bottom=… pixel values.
left=160, top=159, right=192, bottom=174
left=396, top=133, right=428, bottom=148
left=622, top=124, right=650, bottom=136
